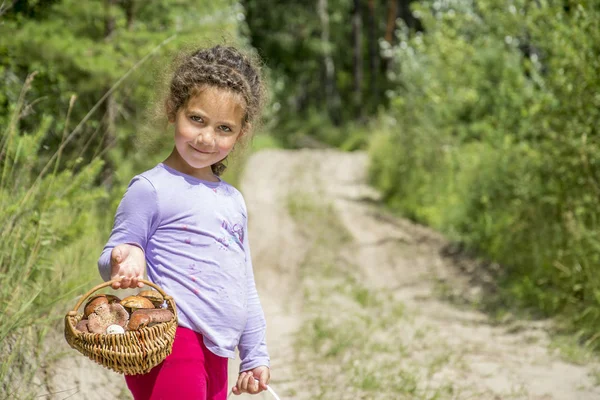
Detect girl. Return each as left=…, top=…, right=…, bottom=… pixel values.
left=98, top=45, right=270, bottom=399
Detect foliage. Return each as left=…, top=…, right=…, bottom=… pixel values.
left=272, top=108, right=370, bottom=150
left=369, top=0, right=600, bottom=345
left=242, top=0, right=400, bottom=146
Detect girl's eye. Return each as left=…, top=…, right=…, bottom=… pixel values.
left=219, top=125, right=232, bottom=133
left=191, top=116, right=203, bottom=123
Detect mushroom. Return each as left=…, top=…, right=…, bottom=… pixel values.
left=87, top=303, right=130, bottom=334
left=106, top=324, right=125, bottom=334
left=136, top=309, right=174, bottom=324
left=126, top=309, right=174, bottom=331
left=75, top=319, right=90, bottom=333
left=127, top=312, right=152, bottom=331
left=120, top=295, right=155, bottom=314
left=84, top=295, right=108, bottom=318
left=105, top=294, right=121, bottom=304
left=138, top=290, right=165, bottom=308
left=83, top=294, right=121, bottom=318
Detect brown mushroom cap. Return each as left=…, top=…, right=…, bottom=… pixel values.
left=120, top=295, right=155, bottom=312
left=138, top=290, right=164, bottom=307
left=83, top=295, right=108, bottom=318
left=126, top=309, right=174, bottom=331
left=134, top=309, right=174, bottom=323
left=127, top=312, right=151, bottom=331
left=87, top=303, right=130, bottom=334
left=105, top=294, right=121, bottom=304
left=83, top=294, right=122, bottom=318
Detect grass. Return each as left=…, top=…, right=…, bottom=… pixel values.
left=550, top=335, right=598, bottom=366
left=0, top=75, right=107, bottom=399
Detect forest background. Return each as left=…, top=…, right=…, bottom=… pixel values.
left=1, top=0, right=599, bottom=397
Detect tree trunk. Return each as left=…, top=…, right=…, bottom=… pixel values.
left=318, top=0, right=341, bottom=124
left=381, top=0, right=398, bottom=80
left=102, top=0, right=118, bottom=185
left=122, top=0, right=136, bottom=30
left=384, top=0, right=398, bottom=44
left=352, top=0, right=363, bottom=118
left=366, top=0, right=378, bottom=107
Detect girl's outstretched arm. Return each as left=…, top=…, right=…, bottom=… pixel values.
left=98, top=175, right=160, bottom=288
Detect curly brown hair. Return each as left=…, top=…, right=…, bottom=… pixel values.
left=165, top=45, right=266, bottom=176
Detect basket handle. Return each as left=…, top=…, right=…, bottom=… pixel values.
left=69, top=279, right=171, bottom=315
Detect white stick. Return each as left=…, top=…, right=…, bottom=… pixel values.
left=266, top=385, right=282, bottom=400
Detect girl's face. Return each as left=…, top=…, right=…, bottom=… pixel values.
left=168, top=86, right=246, bottom=179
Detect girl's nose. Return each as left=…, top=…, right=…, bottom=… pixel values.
left=198, top=128, right=216, bottom=145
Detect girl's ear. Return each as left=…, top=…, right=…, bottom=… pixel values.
left=239, top=122, right=251, bottom=138
left=166, top=99, right=175, bottom=124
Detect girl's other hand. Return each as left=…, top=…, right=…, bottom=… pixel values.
left=110, top=244, right=146, bottom=289
left=232, top=366, right=270, bottom=395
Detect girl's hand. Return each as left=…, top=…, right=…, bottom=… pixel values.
left=232, top=366, right=270, bottom=395
left=110, top=244, right=146, bottom=289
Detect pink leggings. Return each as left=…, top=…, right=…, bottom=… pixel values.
left=125, top=327, right=228, bottom=400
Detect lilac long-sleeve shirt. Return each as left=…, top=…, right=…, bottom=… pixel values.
left=98, top=163, right=269, bottom=372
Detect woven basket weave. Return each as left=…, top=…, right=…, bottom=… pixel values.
left=64, top=279, right=178, bottom=375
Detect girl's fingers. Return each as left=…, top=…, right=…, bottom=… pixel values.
left=136, top=272, right=145, bottom=287
left=241, top=372, right=251, bottom=391
left=110, top=269, right=129, bottom=289
left=111, top=245, right=126, bottom=265
left=259, top=369, right=269, bottom=390
left=130, top=276, right=138, bottom=288
left=131, top=270, right=145, bottom=288
left=247, top=376, right=260, bottom=394
left=236, top=372, right=246, bottom=392
left=120, top=275, right=132, bottom=289
left=241, top=372, right=254, bottom=393
left=111, top=247, right=120, bottom=265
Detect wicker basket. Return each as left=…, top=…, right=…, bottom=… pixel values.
left=64, top=279, right=178, bottom=375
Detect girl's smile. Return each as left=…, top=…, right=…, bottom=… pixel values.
left=189, top=145, right=217, bottom=154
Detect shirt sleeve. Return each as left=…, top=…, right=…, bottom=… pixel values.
left=98, top=175, right=160, bottom=282
left=237, top=206, right=270, bottom=372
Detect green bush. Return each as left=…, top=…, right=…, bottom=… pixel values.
left=370, top=0, right=600, bottom=345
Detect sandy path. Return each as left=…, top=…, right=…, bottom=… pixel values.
left=317, top=149, right=600, bottom=399
left=233, top=149, right=600, bottom=400
left=39, top=148, right=600, bottom=399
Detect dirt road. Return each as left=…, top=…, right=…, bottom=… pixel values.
left=230, top=149, right=600, bottom=400
left=42, top=149, right=600, bottom=399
